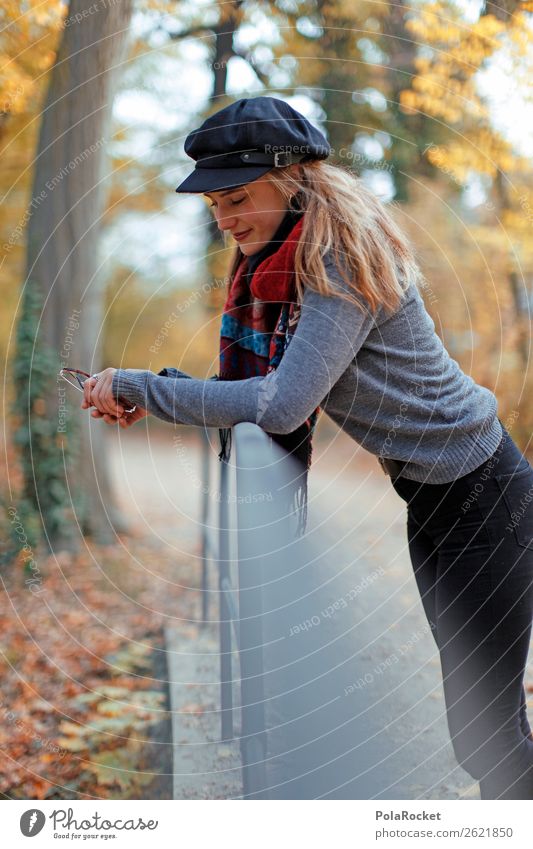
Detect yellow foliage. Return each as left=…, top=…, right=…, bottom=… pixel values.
left=401, top=0, right=533, bottom=292
left=0, top=1, right=66, bottom=378
left=0, top=0, right=64, bottom=116
left=426, top=130, right=518, bottom=180
left=404, top=2, right=511, bottom=131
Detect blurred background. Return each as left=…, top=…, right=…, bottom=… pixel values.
left=2, top=0, right=532, bottom=550
left=1, top=0, right=532, bottom=800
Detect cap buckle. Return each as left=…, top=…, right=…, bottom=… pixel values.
left=273, top=151, right=292, bottom=167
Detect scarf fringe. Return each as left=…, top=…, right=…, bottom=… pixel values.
left=293, top=474, right=309, bottom=538
left=217, top=426, right=232, bottom=463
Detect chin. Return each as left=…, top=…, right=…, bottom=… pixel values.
left=239, top=239, right=267, bottom=256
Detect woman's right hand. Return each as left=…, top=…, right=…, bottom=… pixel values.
left=90, top=406, right=149, bottom=428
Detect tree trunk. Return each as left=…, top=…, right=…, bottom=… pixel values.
left=22, top=0, right=133, bottom=546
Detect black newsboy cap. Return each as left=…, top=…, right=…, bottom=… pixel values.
left=175, top=96, right=331, bottom=193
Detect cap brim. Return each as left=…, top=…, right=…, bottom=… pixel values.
left=175, top=165, right=273, bottom=194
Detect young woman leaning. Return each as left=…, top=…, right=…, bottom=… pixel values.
left=82, top=96, right=533, bottom=800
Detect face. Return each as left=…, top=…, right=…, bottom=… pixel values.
left=204, top=173, right=290, bottom=255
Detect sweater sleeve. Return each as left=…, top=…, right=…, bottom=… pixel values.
left=156, top=366, right=193, bottom=380
left=111, top=256, right=377, bottom=431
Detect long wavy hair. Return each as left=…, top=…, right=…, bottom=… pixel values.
left=226, top=160, right=422, bottom=316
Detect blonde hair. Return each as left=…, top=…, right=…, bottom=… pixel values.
left=228, top=160, right=422, bottom=316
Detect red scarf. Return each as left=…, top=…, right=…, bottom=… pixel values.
left=216, top=215, right=319, bottom=535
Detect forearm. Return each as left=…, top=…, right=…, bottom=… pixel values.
left=111, top=257, right=375, bottom=431
left=112, top=369, right=263, bottom=427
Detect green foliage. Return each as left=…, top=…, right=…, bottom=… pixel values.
left=11, top=283, right=79, bottom=553
left=0, top=495, right=42, bottom=569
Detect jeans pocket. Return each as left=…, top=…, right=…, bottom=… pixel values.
left=494, top=464, right=533, bottom=550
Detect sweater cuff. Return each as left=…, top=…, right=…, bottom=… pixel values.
left=112, top=369, right=150, bottom=408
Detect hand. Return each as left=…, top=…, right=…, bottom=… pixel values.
left=90, top=406, right=149, bottom=428
left=81, top=367, right=124, bottom=417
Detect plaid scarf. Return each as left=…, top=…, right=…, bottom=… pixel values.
left=214, top=213, right=319, bottom=535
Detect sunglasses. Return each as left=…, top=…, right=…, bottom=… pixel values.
left=58, top=368, right=137, bottom=414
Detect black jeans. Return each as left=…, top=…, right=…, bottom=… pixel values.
left=390, top=422, right=533, bottom=799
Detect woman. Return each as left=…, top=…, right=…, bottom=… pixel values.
left=83, top=96, right=533, bottom=800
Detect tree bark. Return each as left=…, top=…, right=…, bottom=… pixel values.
left=23, top=0, right=133, bottom=544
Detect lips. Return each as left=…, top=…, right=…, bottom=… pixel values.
left=233, top=228, right=252, bottom=242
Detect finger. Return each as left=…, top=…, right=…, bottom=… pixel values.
left=91, top=408, right=121, bottom=425
left=90, top=381, right=109, bottom=412
left=89, top=379, right=103, bottom=411
left=119, top=411, right=138, bottom=428
left=82, top=377, right=97, bottom=409
left=89, top=390, right=105, bottom=413
left=93, top=379, right=123, bottom=416
left=111, top=398, right=125, bottom=416
left=91, top=382, right=118, bottom=416
left=108, top=378, right=125, bottom=415
left=102, top=369, right=125, bottom=416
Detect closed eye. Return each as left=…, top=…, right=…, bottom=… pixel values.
left=209, top=196, right=245, bottom=209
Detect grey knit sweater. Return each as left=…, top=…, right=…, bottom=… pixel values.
left=112, top=253, right=502, bottom=484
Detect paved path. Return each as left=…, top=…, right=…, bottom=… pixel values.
left=109, top=422, right=533, bottom=799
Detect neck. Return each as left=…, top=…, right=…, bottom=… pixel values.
left=243, top=205, right=304, bottom=279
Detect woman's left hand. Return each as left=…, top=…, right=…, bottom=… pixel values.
left=81, top=367, right=124, bottom=417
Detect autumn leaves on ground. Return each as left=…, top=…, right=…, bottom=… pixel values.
left=0, top=432, right=207, bottom=800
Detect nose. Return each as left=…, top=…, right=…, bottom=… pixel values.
left=214, top=209, right=239, bottom=233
